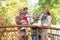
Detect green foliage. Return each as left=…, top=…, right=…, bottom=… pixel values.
left=0, top=0, right=60, bottom=25
left=51, top=8, right=60, bottom=24
left=0, top=0, right=28, bottom=39
left=0, top=0, right=28, bottom=25
left=33, top=0, right=60, bottom=24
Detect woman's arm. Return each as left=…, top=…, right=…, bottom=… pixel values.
left=47, top=16, right=52, bottom=26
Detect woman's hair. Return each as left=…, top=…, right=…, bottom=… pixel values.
left=33, top=13, right=40, bottom=18
left=44, top=8, right=51, bottom=15
left=47, top=12, right=51, bottom=15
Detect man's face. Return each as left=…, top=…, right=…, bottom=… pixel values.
left=23, top=9, right=28, bottom=16
left=23, top=11, right=26, bottom=14
left=25, top=9, right=28, bottom=11
left=18, top=9, right=23, bottom=15
left=33, top=13, right=39, bottom=20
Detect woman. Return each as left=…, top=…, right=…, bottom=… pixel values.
left=31, top=13, right=41, bottom=40
left=41, top=8, right=52, bottom=40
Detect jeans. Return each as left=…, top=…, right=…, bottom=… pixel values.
left=32, top=35, right=37, bottom=40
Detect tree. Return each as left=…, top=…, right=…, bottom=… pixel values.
left=0, top=0, right=28, bottom=40
left=33, top=0, right=60, bottom=24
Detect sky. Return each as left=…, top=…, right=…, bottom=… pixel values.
left=27, top=0, right=38, bottom=6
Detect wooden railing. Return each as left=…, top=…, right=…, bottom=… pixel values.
left=0, top=25, right=60, bottom=40
left=0, top=25, right=60, bottom=30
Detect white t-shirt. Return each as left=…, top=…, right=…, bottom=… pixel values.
left=43, top=16, right=52, bottom=26
left=32, top=20, right=41, bottom=26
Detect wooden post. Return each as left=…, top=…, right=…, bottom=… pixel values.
left=36, top=28, right=39, bottom=40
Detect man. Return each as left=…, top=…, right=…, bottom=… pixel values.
left=23, top=7, right=33, bottom=40
left=15, top=7, right=32, bottom=40
left=15, top=9, right=25, bottom=40
left=23, top=7, right=32, bottom=25
left=15, top=8, right=24, bottom=25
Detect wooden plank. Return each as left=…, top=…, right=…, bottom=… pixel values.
left=36, top=28, right=39, bottom=40
left=48, top=33, right=60, bottom=37
left=0, top=25, right=60, bottom=30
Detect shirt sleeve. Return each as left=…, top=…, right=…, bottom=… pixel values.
left=47, top=16, right=52, bottom=26
left=37, top=20, right=41, bottom=26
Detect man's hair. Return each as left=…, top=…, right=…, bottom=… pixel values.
left=23, top=7, right=28, bottom=11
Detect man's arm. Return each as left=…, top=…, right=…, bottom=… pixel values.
left=15, top=16, right=21, bottom=25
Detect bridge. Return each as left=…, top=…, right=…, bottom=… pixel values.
left=0, top=25, right=60, bottom=40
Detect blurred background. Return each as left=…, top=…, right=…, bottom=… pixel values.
left=0, top=0, right=60, bottom=25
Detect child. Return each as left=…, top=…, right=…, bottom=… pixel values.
left=31, top=13, right=41, bottom=40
